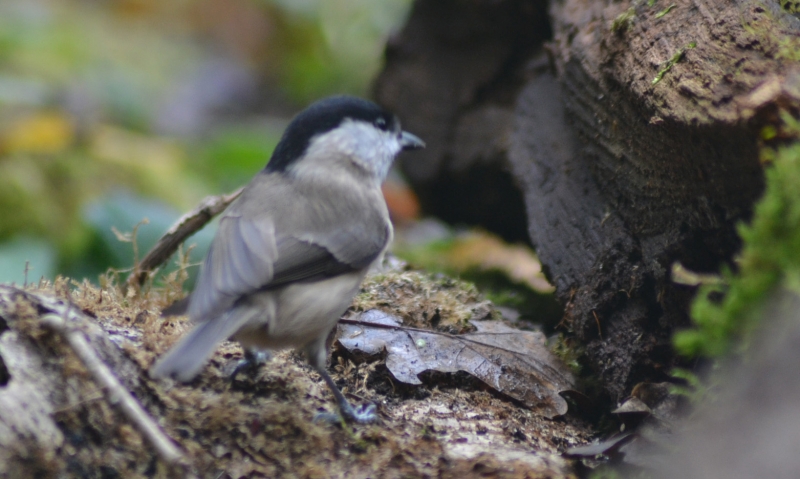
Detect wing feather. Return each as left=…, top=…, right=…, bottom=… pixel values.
left=187, top=172, right=390, bottom=324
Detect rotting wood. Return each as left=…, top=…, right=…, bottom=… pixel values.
left=375, top=0, right=800, bottom=400
left=540, top=0, right=800, bottom=398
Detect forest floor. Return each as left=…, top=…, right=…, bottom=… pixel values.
left=0, top=260, right=593, bottom=479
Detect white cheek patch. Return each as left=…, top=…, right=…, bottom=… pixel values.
left=304, top=120, right=402, bottom=182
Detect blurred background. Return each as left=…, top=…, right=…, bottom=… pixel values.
left=0, top=0, right=413, bottom=284
left=0, top=0, right=557, bottom=325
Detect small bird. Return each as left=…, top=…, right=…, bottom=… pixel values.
left=150, top=95, right=424, bottom=423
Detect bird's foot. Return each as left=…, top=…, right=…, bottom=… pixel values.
left=225, top=349, right=271, bottom=379
left=341, top=401, right=378, bottom=424
left=314, top=401, right=377, bottom=425
left=312, top=363, right=378, bottom=424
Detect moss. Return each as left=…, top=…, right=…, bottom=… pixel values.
left=590, top=467, right=623, bottom=479
left=611, top=7, right=636, bottom=33
left=459, top=267, right=563, bottom=329
left=551, top=334, right=583, bottom=375
left=738, top=4, right=800, bottom=62
left=780, top=0, right=800, bottom=14
left=651, top=42, right=696, bottom=85
left=354, top=268, right=496, bottom=332
left=2, top=271, right=591, bottom=477
left=775, top=35, right=800, bottom=62
left=675, top=115, right=800, bottom=357
left=392, top=231, right=561, bottom=327
left=654, top=4, right=676, bottom=19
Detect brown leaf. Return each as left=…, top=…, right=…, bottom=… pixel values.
left=337, top=310, right=575, bottom=417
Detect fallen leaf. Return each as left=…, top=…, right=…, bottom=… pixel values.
left=337, top=309, right=575, bottom=417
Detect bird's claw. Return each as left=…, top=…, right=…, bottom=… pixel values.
left=344, top=402, right=378, bottom=424
left=314, top=402, right=377, bottom=425
left=225, top=350, right=271, bottom=379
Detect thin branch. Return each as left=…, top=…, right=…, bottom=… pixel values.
left=128, top=187, right=243, bottom=288
left=339, top=316, right=542, bottom=361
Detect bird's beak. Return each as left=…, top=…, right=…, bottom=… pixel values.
left=399, top=131, right=425, bottom=151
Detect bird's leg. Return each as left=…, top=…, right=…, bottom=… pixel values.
left=313, top=364, right=377, bottom=424
left=306, top=340, right=376, bottom=424
left=227, top=348, right=272, bottom=379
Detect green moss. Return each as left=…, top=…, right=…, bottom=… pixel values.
left=675, top=118, right=800, bottom=357
left=355, top=268, right=493, bottom=332
left=654, top=4, right=676, bottom=19
left=611, top=7, right=636, bottom=33
left=776, top=35, right=800, bottom=62
left=459, top=267, right=562, bottom=329
left=651, top=42, right=696, bottom=85
left=761, top=125, right=778, bottom=141
left=738, top=4, right=800, bottom=62
left=551, top=334, right=583, bottom=375
left=780, top=0, right=800, bottom=14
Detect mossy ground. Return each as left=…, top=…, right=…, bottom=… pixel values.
left=1, top=264, right=591, bottom=478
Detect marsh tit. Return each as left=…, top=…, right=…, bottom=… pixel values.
left=150, top=95, right=424, bottom=423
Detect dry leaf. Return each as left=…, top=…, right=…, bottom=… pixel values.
left=337, top=310, right=575, bottom=418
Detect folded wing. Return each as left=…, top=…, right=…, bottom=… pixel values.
left=187, top=184, right=390, bottom=324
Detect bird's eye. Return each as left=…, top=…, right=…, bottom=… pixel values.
left=375, top=117, right=388, bottom=130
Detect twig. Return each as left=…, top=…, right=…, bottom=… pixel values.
left=128, top=187, right=243, bottom=288
left=38, top=296, right=192, bottom=475
left=592, top=310, right=603, bottom=340
left=339, top=316, right=548, bottom=362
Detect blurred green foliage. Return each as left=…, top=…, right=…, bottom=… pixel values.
left=0, top=0, right=411, bottom=284
left=192, top=121, right=286, bottom=193
left=268, top=0, right=411, bottom=101
left=675, top=113, right=800, bottom=358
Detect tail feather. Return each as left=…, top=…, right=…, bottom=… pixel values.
left=150, top=312, right=252, bottom=382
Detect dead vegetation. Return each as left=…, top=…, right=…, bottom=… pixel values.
left=0, top=264, right=592, bottom=479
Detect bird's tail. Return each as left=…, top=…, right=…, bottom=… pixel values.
left=149, top=312, right=252, bottom=382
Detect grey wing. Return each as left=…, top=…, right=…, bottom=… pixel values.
left=187, top=210, right=389, bottom=324
left=187, top=213, right=277, bottom=324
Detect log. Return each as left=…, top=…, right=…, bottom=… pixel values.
left=374, top=0, right=551, bottom=242
left=375, top=0, right=800, bottom=399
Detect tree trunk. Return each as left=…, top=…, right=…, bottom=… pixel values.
left=375, top=0, right=800, bottom=399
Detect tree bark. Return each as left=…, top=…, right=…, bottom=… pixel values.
left=375, top=0, right=800, bottom=399
left=375, top=0, right=552, bottom=242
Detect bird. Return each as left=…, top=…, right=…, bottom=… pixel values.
left=150, top=95, right=425, bottom=423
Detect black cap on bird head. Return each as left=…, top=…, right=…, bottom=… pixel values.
left=265, top=95, right=399, bottom=173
